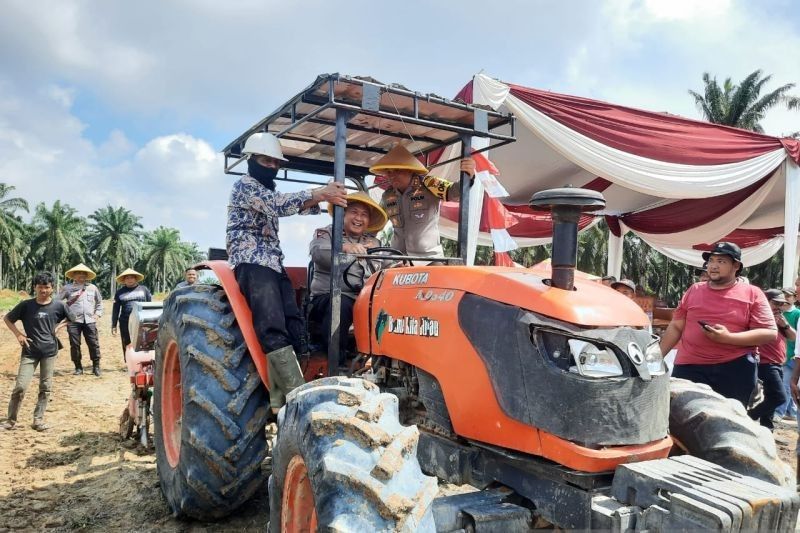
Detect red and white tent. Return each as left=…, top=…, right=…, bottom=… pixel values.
left=436, top=74, right=800, bottom=286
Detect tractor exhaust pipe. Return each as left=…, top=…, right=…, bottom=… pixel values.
left=529, top=187, right=605, bottom=291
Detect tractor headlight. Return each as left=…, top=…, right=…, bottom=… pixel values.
left=645, top=341, right=666, bottom=376
left=567, top=339, right=623, bottom=378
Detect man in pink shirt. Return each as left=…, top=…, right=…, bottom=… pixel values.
left=660, top=242, right=777, bottom=406
left=748, top=289, right=796, bottom=429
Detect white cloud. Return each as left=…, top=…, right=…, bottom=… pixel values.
left=1, top=0, right=799, bottom=271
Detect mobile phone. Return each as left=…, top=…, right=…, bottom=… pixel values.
left=698, top=320, right=712, bottom=331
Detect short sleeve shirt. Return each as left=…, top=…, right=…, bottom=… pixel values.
left=759, top=331, right=787, bottom=365
left=6, top=299, right=70, bottom=358
left=783, top=307, right=800, bottom=359
left=673, top=281, right=776, bottom=365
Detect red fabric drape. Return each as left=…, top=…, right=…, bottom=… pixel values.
left=509, top=84, right=799, bottom=165
left=608, top=174, right=772, bottom=234
left=493, top=252, right=515, bottom=266
left=692, top=227, right=783, bottom=250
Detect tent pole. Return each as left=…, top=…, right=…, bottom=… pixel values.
left=607, top=230, right=625, bottom=280
left=783, top=159, right=800, bottom=287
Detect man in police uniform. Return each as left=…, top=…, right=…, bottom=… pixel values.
left=309, top=192, right=388, bottom=360
left=373, top=145, right=475, bottom=259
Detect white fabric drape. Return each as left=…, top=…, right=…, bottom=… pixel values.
left=783, top=159, right=800, bottom=287
left=640, top=236, right=785, bottom=269
left=607, top=230, right=625, bottom=279
left=472, top=74, right=788, bottom=199
left=625, top=172, right=779, bottom=248
left=439, top=217, right=601, bottom=249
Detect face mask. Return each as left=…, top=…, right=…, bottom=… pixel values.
left=248, top=158, right=278, bottom=190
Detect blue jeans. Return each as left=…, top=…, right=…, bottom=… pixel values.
left=775, top=358, right=797, bottom=417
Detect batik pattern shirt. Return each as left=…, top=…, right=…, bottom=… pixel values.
left=226, top=176, right=320, bottom=272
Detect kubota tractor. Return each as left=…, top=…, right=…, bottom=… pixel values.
left=153, top=74, right=798, bottom=531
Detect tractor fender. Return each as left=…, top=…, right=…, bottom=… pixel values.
left=196, top=260, right=270, bottom=390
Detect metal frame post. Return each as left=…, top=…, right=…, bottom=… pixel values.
left=328, top=109, right=350, bottom=375
left=456, top=135, right=473, bottom=263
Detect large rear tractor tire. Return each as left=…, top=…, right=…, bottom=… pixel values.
left=669, top=377, right=791, bottom=487
left=154, top=284, right=270, bottom=519
left=269, top=376, right=438, bottom=532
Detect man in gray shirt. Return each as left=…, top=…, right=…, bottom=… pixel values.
left=308, top=192, right=387, bottom=360
left=59, top=263, right=103, bottom=376
left=175, top=268, right=198, bottom=289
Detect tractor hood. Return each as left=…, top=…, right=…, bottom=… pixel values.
left=381, top=266, right=649, bottom=328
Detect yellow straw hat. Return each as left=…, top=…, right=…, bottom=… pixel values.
left=65, top=263, right=97, bottom=281
left=330, top=192, right=388, bottom=233
left=116, top=268, right=144, bottom=283
left=369, top=145, right=428, bottom=176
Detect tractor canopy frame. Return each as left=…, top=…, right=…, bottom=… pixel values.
left=222, top=73, right=516, bottom=375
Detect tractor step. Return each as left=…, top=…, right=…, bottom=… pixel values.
left=595, top=455, right=799, bottom=532
left=432, top=487, right=532, bottom=532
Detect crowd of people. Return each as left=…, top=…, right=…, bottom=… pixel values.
left=0, top=265, right=198, bottom=431
left=3, top=131, right=800, bottom=487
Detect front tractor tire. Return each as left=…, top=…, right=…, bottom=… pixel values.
left=269, top=377, right=438, bottom=532
left=669, top=377, right=791, bottom=487
left=154, top=284, right=270, bottom=520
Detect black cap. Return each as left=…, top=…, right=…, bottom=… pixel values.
left=701, top=241, right=742, bottom=263
left=764, top=289, right=789, bottom=305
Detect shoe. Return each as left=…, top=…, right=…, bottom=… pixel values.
left=92, top=365, right=101, bottom=377
left=31, top=422, right=49, bottom=432
left=1, top=420, right=16, bottom=430
left=784, top=414, right=796, bottom=420
left=73, top=368, right=83, bottom=375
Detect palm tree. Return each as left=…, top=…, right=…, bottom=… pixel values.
left=88, top=206, right=143, bottom=294
left=689, top=70, right=799, bottom=132
left=0, top=184, right=30, bottom=288
left=30, top=200, right=86, bottom=284
left=142, top=227, right=189, bottom=292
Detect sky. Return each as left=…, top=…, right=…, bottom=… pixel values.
left=1, top=0, right=799, bottom=268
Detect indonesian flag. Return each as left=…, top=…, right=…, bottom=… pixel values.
left=470, top=151, right=518, bottom=262
left=472, top=151, right=509, bottom=198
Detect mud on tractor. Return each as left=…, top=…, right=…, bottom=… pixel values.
left=152, top=74, right=798, bottom=531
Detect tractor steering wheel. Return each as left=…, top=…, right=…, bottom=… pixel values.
left=342, top=247, right=410, bottom=293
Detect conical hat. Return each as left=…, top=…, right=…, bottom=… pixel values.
left=65, top=263, right=96, bottom=281
left=116, top=268, right=144, bottom=283
left=369, top=145, right=428, bottom=176
left=330, top=192, right=388, bottom=233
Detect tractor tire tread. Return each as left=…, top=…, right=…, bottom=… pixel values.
left=154, top=284, right=268, bottom=520
left=669, top=377, right=789, bottom=487
left=269, top=376, right=436, bottom=532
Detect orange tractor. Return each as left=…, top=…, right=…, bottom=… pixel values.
left=153, top=75, right=797, bottom=531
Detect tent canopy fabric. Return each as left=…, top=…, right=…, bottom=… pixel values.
left=436, top=74, right=800, bottom=285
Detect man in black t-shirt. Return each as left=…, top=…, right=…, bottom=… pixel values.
left=2, top=272, right=71, bottom=431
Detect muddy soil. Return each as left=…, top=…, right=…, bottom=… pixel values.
left=0, top=303, right=267, bottom=532
left=0, top=301, right=797, bottom=531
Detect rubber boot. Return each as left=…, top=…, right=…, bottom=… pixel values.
left=266, top=345, right=305, bottom=414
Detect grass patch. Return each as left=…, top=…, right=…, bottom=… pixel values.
left=0, top=289, right=23, bottom=312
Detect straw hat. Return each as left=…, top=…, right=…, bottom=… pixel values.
left=331, top=192, right=388, bottom=233
left=65, top=263, right=97, bottom=281
left=116, top=268, right=144, bottom=283
left=369, top=145, right=428, bottom=176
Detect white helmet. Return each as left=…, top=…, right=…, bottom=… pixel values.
left=242, top=132, right=287, bottom=161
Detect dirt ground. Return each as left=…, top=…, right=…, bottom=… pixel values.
left=0, top=303, right=797, bottom=531
left=0, top=303, right=268, bottom=532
